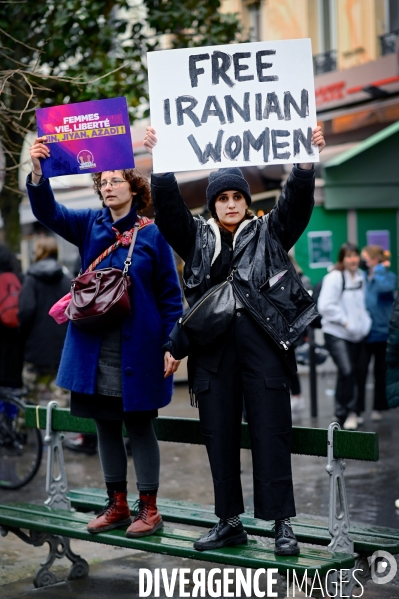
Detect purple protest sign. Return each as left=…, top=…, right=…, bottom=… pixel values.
left=36, top=97, right=134, bottom=178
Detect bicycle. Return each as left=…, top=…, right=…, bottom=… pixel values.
left=0, top=387, right=43, bottom=489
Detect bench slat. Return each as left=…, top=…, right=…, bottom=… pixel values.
left=68, top=488, right=399, bottom=555
left=25, top=408, right=379, bottom=461
left=0, top=503, right=354, bottom=576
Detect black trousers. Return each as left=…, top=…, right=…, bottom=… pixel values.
left=357, top=341, right=389, bottom=413
left=193, top=310, right=295, bottom=522
left=289, top=372, right=301, bottom=396
left=323, top=333, right=365, bottom=422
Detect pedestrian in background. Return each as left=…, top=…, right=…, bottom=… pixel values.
left=0, top=244, right=23, bottom=389
left=29, top=137, right=182, bottom=540
left=317, top=243, right=372, bottom=430
left=357, top=245, right=396, bottom=423
left=19, top=237, right=71, bottom=404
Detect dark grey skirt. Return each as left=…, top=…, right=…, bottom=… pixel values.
left=70, top=391, right=158, bottom=422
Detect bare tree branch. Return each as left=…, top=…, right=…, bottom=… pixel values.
left=0, top=27, right=40, bottom=53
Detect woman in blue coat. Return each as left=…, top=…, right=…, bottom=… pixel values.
left=357, top=245, right=396, bottom=423
left=29, top=137, right=182, bottom=538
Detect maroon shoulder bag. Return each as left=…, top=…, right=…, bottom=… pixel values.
left=64, top=220, right=142, bottom=332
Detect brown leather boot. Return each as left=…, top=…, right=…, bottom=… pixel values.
left=87, top=491, right=132, bottom=534
left=126, top=493, right=164, bottom=538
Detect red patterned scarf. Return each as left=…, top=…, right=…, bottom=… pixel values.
left=86, top=216, right=152, bottom=272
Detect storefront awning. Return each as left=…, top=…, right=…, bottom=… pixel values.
left=323, top=120, right=399, bottom=210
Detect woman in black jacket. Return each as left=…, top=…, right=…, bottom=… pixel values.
left=144, top=126, right=325, bottom=555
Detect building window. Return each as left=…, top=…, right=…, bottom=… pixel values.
left=387, top=0, right=399, bottom=31
left=313, top=49, right=338, bottom=75
left=308, top=231, right=333, bottom=268
left=313, top=0, right=338, bottom=75
left=379, top=0, right=399, bottom=55
left=248, top=1, right=262, bottom=42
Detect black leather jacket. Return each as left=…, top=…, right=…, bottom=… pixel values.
left=151, top=165, right=318, bottom=354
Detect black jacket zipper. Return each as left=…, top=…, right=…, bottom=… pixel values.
left=233, top=283, right=290, bottom=351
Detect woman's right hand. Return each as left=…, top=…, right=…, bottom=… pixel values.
left=144, top=126, right=157, bottom=155
left=30, top=136, right=50, bottom=176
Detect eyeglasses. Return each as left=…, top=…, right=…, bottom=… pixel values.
left=100, top=179, right=126, bottom=190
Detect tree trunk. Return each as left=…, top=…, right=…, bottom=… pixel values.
left=0, top=132, right=24, bottom=254
left=0, top=174, right=22, bottom=254
left=0, top=69, right=29, bottom=253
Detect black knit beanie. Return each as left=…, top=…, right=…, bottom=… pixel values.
left=206, top=168, right=251, bottom=214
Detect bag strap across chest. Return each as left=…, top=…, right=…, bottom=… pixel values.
left=85, top=217, right=152, bottom=273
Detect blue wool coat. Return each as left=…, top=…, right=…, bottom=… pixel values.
left=26, top=176, right=183, bottom=412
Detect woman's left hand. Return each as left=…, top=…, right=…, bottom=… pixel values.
left=312, top=126, right=326, bottom=153
left=298, top=126, right=326, bottom=170
left=144, top=126, right=157, bottom=155
left=164, top=351, right=181, bottom=378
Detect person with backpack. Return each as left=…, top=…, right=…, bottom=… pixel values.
left=0, top=244, right=23, bottom=389
left=317, top=243, right=372, bottom=430
left=18, top=237, right=72, bottom=404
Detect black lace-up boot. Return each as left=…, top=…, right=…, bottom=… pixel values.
left=194, top=519, right=247, bottom=551
left=274, top=519, right=300, bottom=556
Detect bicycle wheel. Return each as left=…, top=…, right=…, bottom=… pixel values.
left=0, top=394, right=43, bottom=490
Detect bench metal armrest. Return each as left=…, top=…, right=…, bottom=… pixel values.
left=44, top=401, right=70, bottom=510
left=326, top=422, right=354, bottom=554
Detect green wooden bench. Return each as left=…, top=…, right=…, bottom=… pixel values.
left=0, top=401, right=394, bottom=597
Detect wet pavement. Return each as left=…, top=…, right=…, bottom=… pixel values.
left=1, top=364, right=399, bottom=598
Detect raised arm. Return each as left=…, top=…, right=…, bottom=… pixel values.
left=267, top=127, right=324, bottom=251
left=151, top=226, right=183, bottom=342
left=146, top=128, right=197, bottom=261
left=30, top=136, right=48, bottom=186
left=28, top=137, right=92, bottom=247
left=297, top=126, right=325, bottom=170
left=267, top=165, right=315, bottom=251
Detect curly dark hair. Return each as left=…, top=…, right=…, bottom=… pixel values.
left=92, top=169, right=151, bottom=212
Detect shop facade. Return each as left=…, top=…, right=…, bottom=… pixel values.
left=295, top=48, right=399, bottom=284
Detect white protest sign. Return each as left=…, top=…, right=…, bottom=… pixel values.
left=147, top=38, right=318, bottom=173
